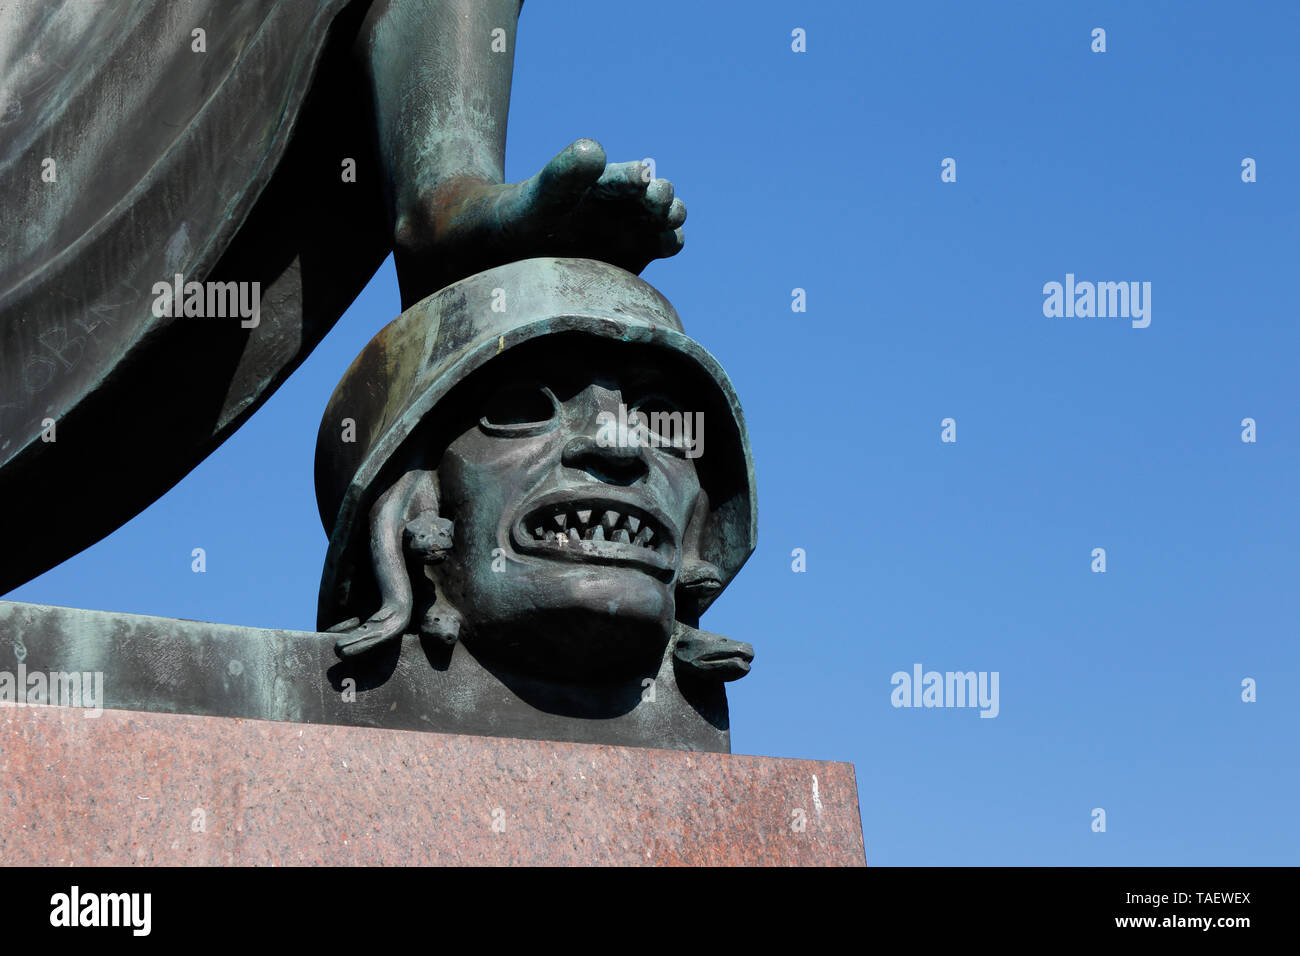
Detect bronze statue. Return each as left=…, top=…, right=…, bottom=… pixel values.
left=0, top=0, right=685, bottom=591
left=0, top=3, right=759, bottom=751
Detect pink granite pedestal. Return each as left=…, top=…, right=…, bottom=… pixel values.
left=0, top=706, right=865, bottom=866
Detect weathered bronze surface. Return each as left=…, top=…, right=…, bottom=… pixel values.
left=0, top=4, right=759, bottom=751
left=317, top=258, right=755, bottom=676
left=0, top=600, right=735, bottom=751
left=0, top=0, right=686, bottom=591
left=315, top=258, right=755, bottom=746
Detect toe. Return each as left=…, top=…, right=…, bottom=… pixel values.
left=657, top=227, right=685, bottom=258
left=592, top=160, right=652, bottom=198
left=642, top=178, right=675, bottom=219
left=532, top=139, right=608, bottom=213
left=665, top=196, right=687, bottom=229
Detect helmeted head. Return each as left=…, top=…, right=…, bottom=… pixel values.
left=315, top=258, right=756, bottom=682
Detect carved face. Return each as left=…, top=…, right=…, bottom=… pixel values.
left=430, top=340, right=707, bottom=680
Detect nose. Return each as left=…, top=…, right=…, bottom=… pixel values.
left=561, top=435, right=648, bottom=486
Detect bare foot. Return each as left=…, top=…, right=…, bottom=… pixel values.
left=393, top=139, right=686, bottom=307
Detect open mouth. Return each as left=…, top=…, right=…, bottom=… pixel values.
left=510, top=492, right=677, bottom=579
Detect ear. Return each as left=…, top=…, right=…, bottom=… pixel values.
left=676, top=486, right=723, bottom=612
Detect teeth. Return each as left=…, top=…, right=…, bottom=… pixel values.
left=529, top=506, right=659, bottom=552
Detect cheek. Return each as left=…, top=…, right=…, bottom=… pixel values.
left=440, top=434, right=563, bottom=530
left=653, top=459, right=703, bottom=525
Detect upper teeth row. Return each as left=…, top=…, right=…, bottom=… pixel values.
left=531, top=509, right=656, bottom=548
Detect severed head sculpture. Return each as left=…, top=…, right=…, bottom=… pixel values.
left=313, top=258, right=757, bottom=751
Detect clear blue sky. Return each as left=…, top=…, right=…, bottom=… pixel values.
left=8, top=0, right=1299, bottom=865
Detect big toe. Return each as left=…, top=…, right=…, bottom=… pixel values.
left=533, top=139, right=608, bottom=211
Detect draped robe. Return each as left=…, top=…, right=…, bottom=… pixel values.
left=0, top=0, right=393, bottom=591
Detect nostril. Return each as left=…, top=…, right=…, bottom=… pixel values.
left=561, top=436, right=648, bottom=485
left=560, top=436, right=593, bottom=468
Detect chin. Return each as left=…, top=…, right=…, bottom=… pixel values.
left=458, top=565, right=677, bottom=682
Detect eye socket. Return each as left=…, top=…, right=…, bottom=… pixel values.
left=479, top=384, right=560, bottom=437
left=629, top=395, right=694, bottom=457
